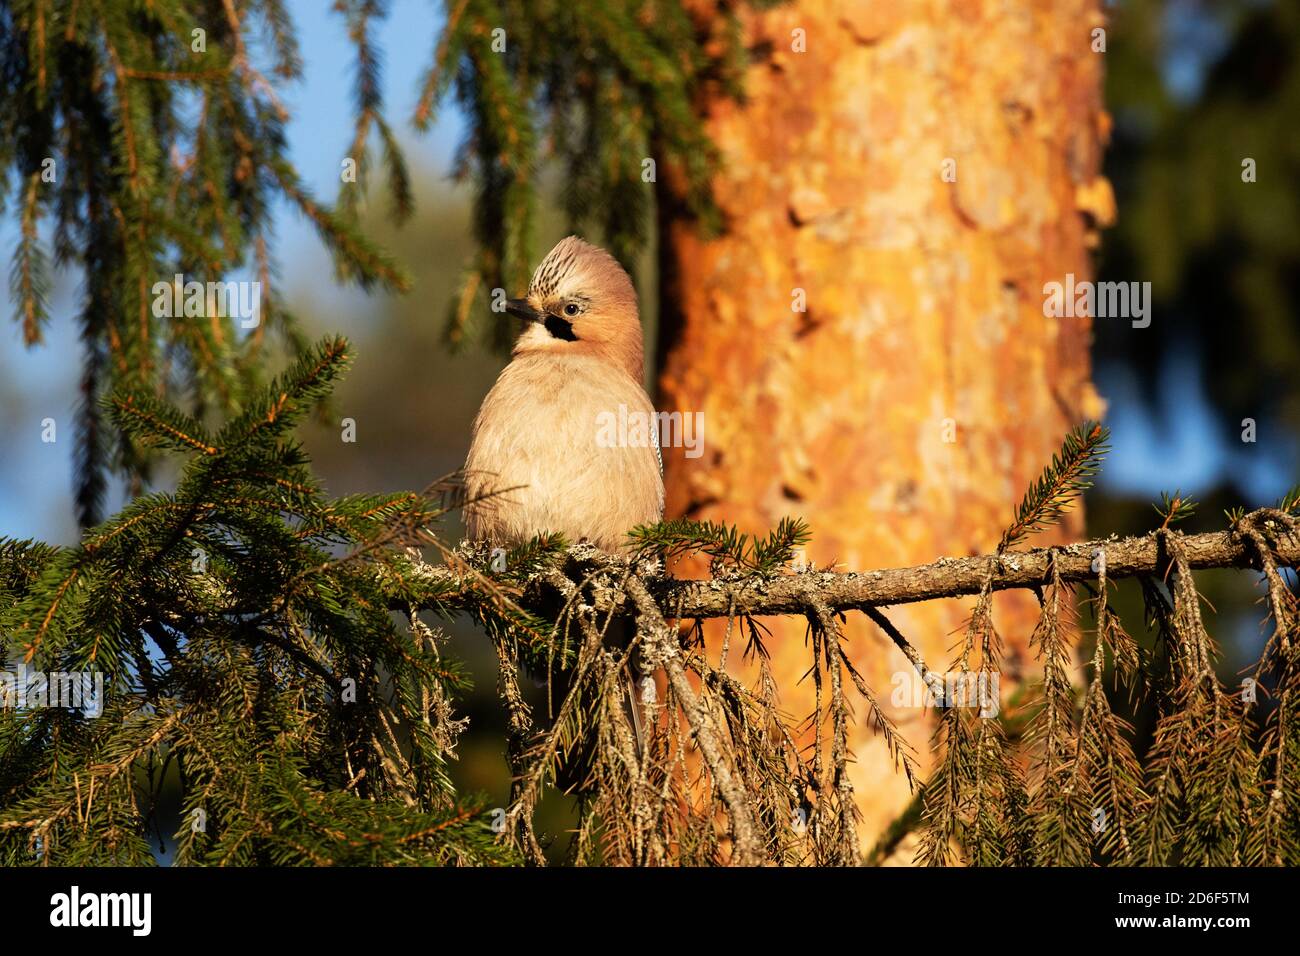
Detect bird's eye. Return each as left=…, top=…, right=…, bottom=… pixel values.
left=563, top=302, right=580, bottom=317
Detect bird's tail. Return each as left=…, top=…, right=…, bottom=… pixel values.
left=624, top=668, right=646, bottom=760
left=611, top=614, right=647, bottom=761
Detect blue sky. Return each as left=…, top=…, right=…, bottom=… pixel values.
left=0, top=1, right=1292, bottom=547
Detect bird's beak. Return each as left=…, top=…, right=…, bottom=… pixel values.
left=505, top=298, right=541, bottom=322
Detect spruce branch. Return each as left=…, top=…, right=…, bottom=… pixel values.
left=392, top=522, right=1300, bottom=622
left=1155, top=490, right=1198, bottom=530
left=998, top=421, right=1108, bottom=553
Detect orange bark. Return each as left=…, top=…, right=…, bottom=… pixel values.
left=656, top=0, right=1110, bottom=859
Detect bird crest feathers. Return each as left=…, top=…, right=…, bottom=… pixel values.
left=528, top=235, right=620, bottom=301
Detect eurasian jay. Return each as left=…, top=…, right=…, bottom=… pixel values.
left=464, top=236, right=665, bottom=553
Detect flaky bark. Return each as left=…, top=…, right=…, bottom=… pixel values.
left=655, top=0, right=1111, bottom=852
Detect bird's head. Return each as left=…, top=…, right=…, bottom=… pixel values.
left=505, top=236, right=644, bottom=381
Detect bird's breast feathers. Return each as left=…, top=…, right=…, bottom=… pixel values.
left=464, top=355, right=665, bottom=550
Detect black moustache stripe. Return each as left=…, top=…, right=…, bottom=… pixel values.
left=544, top=314, right=578, bottom=341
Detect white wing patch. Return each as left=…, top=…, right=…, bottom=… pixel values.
left=652, top=412, right=665, bottom=517
left=652, top=415, right=663, bottom=476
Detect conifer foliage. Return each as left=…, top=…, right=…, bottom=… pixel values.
left=0, top=0, right=409, bottom=527
left=1, top=339, right=510, bottom=865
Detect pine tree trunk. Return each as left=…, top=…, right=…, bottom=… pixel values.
left=656, top=0, right=1111, bottom=859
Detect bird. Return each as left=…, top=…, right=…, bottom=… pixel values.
left=463, top=235, right=664, bottom=553
left=463, top=235, right=664, bottom=777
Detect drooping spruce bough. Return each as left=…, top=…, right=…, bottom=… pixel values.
left=2, top=351, right=1297, bottom=866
